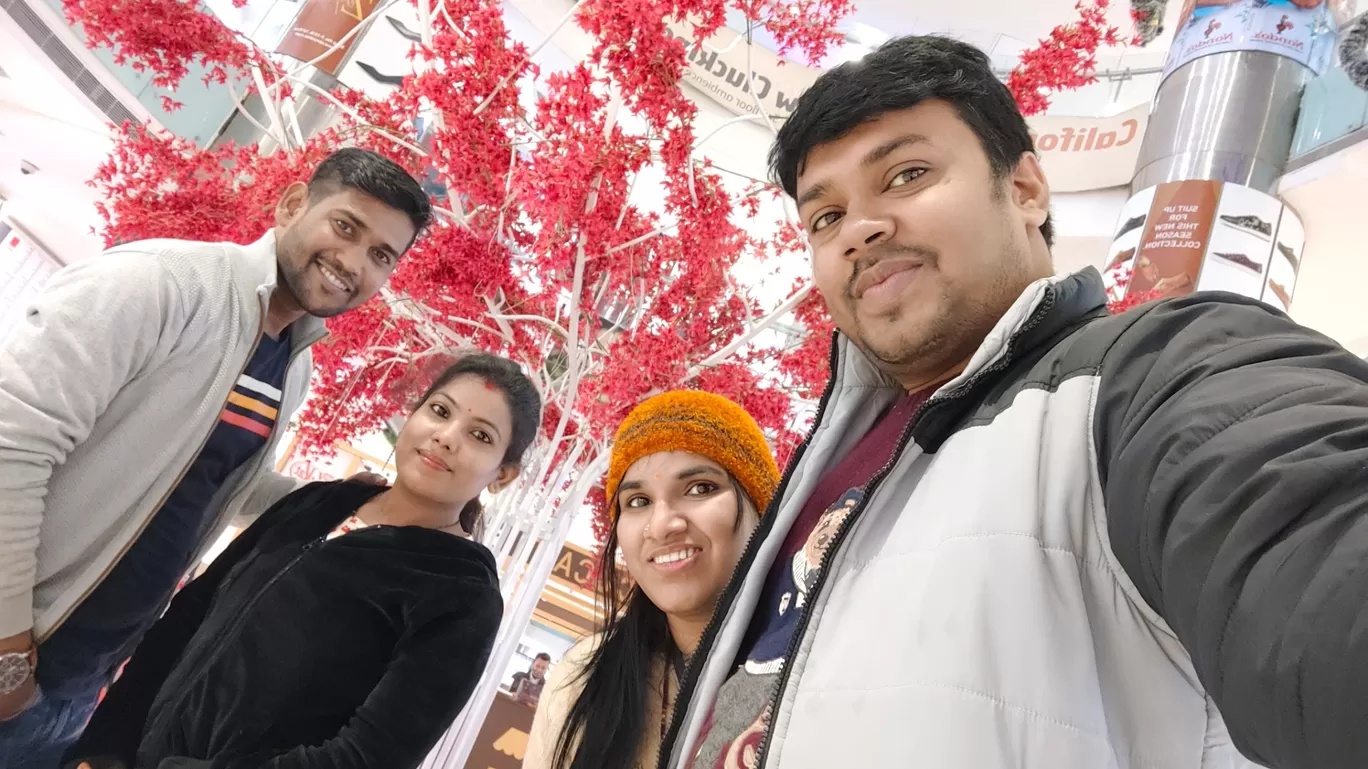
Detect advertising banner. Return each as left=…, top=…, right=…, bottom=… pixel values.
left=662, top=21, right=822, bottom=121
left=275, top=0, right=381, bottom=74
left=1164, top=0, right=1347, bottom=79
left=1103, top=180, right=1306, bottom=312
left=1128, top=180, right=1222, bottom=299
left=1027, top=104, right=1148, bottom=192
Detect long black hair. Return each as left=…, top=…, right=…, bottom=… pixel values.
left=553, top=475, right=754, bottom=769
left=414, top=353, right=541, bottom=535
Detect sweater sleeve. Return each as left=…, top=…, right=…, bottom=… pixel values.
left=0, top=251, right=184, bottom=638
left=523, top=637, right=596, bottom=769
left=225, top=585, right=503, bottom=769
left=1095, top=295, right=1368, bottom=768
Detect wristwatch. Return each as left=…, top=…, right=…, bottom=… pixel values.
left=0, top=649, right=36, bottom=696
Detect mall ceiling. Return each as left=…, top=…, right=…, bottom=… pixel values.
left=0, top=22, right=112, bottom=263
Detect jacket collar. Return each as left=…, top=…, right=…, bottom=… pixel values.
left=828, top=267, right=1109, bottom=449
left=237, top=229, right=329, bottom=353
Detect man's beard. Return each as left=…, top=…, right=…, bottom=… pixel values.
left=277, top=233, right=352, bottom=319
left=846, top=242, right=1029, bottom=379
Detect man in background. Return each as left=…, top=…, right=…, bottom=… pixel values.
left=511, top=652, right=551, bottom=708
left=0, top=148, right=429, bottom=766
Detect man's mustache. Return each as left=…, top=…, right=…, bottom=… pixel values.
left=845, top=244, right=939, bottom=300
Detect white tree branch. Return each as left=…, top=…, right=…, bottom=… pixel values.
left=687, top=282, right=812, bottom=376
left=473, top=0, right=586, bottom=116
left=487, top=313, right=570, bottom=338
left=604, top=222, right=678, bottom=255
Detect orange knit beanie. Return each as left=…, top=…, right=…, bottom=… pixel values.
left=605, top=391, right=781, bottom=516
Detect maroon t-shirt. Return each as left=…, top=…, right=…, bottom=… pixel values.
left=688, top=387, right=932, bottom=769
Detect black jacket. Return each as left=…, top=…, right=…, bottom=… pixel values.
left=65, top=480, right=503, bottom=769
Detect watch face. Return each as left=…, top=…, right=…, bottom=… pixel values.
left=0, top=652, right=32, bottom=694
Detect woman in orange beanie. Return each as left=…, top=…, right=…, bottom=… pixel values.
left=524, top=391, right=779, bottom=769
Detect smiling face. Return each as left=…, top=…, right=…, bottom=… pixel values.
left=273, top=183, right=418, bottom=318
left=393, top=374, right=520, bottom=512
left=615, top=451, right=758, bottom=622
left=797, top=100, right=1053, bottom=390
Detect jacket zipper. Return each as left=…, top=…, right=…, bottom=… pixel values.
left=143, top=533, right=328, bottom=746
left=36, top=309, right=267, bottom=644
left=748, top=287, right=1058, bottom=769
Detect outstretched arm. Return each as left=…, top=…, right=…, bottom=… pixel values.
left=1097, top=295, right=1368, bottom=768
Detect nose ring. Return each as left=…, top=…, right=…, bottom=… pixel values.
left=643, top=522, right=651, bottom=537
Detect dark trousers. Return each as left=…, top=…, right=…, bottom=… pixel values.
left=0, top=687, right=100, bottom=769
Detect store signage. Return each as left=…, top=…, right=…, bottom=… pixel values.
left=662, top=21, right=821, bottom=121
left=550, top=544, right=597, bottom=591
left=1026, top=104, right=1149, bottom=192
left=548, top=542, right=633, bottom=602
left=660, top=19, right=1149, bottom=192
left=1163, top=0, right=1348, bottom=80
left=275, top=0, right=381, bottom=74
left=1103, top=180, right=1305, bottom=312
left=460, top=692, right=533, bottom=769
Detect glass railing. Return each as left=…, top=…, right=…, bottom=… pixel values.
left=40, top=0, right=238, bottom=147
left=1290, top=54, right=1368, bottom=159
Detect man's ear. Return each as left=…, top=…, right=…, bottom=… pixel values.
left=275, top=181, right=310, bottom=228
left=488, top=463, right=521, bottom=494
left=1011, top=152, right=1050, bottom=231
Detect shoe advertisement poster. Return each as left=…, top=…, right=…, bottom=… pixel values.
left=1264, top=206, right=1305, bottom=311
left=1105, top=180, right=1304, bottom=312
left=1125, top=180, right=1222, bottom=301
left=1164, top=0, right=1346, bottom=80
left=1200, top=183, right=1281, bottom=297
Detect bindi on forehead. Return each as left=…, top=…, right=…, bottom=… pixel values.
left=484, top=380, right=498, bottom=391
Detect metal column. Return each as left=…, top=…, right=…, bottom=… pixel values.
left=1131, top=50, right=1309, bottom=194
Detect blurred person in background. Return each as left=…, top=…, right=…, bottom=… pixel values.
left=511, top=653, right=553, bottom=708
left=62, top=353, right=539, bottom=769
left=0, top=147, right=429, bottom=766
left=660, top=34, right=1368, bottom=769
left=523, top=391, right=780, bottom=769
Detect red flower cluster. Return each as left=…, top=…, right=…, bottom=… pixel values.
left=1007, top=0, right=1131, bottom=116
left=62, top=0, right=264, bottom=91
left=735, top=0, right=854, bottom=63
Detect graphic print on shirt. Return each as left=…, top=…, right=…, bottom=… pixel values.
left=221, top=373, right=282, bottom=438
left=743, top=488, right=864, bottom=674
left=327, top=515, right=372, bottom=540
left=698, top=488, right=867, bottom=768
